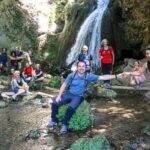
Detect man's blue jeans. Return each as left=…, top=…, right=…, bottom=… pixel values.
left=51, top=91, right=84, bottom=125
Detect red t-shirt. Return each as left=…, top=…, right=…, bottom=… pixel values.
left=23, top=66, right=33, bottom=76
left=99, top=46, right=114, bottom=64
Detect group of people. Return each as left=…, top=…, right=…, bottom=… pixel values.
left=0, top=46, right=44, bottom=101
left=47, top=41, right=150, bottom=135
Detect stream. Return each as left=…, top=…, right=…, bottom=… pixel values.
left=0, top=91, right=150, bottom=150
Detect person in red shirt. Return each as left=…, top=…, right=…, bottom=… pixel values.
left=22, top=62, right=33, bottom=82
left=130, top=61, right=146, bottom=88
left=99, top=39, right=115, bottom=88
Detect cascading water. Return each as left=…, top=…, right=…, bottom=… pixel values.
left=66, top=0, right=109, bottom=69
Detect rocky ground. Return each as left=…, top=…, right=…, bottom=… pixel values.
left=0, top=74, right=150, bottom=150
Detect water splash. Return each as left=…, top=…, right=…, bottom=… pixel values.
left=66, top=0, right=109, bottom=69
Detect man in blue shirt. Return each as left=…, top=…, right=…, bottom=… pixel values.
left=47, top=61, right=124, bottom=134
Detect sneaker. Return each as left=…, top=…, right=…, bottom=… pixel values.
left=60, top=124, right=68, bottom=135
left=133, top=84, right=140, bottom=89
left=11, top=94, right=17, bottom=101
left=104, top=83, right=111, bottom=89
left=47, top=121, right=57, bottom=128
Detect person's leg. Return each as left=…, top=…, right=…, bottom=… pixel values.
left=62, top=95, right=83, bottom=126
left=102, top=63, right=112, bottom=84
left=12, top=89, right=26, bottom=100
left=34, top=76, right=44, bottom=82
left=60, top=95, right=83, bottom=134
left=50, top=92, right=71, bottom=125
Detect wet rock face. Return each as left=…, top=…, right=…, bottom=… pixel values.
left=102, top=0, right=149, bottom=60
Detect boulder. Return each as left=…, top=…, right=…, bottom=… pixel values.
left=0, top=101, right=8, bottom=108
left=58, top=101, right=93, bottom=131
left=70, top=135, right=111, bottom=150
left=88, top=82, right=117, bottom=99
left=23, top=93, right=38, bottom=101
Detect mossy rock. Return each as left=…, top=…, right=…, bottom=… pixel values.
left=48, top=76, right=61, bottom=88
left=29, top=82, right=44, bottom=90
left=23, top=93, right=38, bottom=101
left=70, top=135, right=111, bottom=150
left=58, top=101, right=93, bottom=131
left=88, top=82, right=117, bottom=99
left=25, top=129, right=41, bottom=140
left=0, top=101, right=8, bottom=108
left=143, top=125, right=150, bottom=136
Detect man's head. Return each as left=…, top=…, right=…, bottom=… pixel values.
left=145, top=46, right=150, bottom=61
left=82, top=45, right=88, bottom=54
left=77, top=61, right=86, bottom=74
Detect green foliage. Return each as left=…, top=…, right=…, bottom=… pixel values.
left=48, top=76, right=61, bottom=88
left=25, top=129, right=41, bottom=140
left=70, top=135, right=111, bottom=150
left=55, top=0, right=67, bottom=20
left=58, top=101, right=93, bottom=130
left=0, top=0, right=38, bottom=49
left=143, top=125, right=150, bottom=136
left=29, top=82, right=44, bottom=90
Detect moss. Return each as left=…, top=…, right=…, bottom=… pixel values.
left=70, top=135, right=111, bottom=150
left=58, top=101, right=93, bottom=131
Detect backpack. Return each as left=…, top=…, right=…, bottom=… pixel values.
left=102, top=46, right=110, bottom=52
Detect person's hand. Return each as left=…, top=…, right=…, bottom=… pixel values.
left=55, top=96, right=61, bottom=103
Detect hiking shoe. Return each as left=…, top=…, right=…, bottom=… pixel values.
left=47, top=121, right=57, bottom=128
left=103, top=83, right=111, bottom=89
left=60, top=124, right=68, bottom=135
left=11, top=95, right=17, bottom=101
left=133, top=84, right=140, bottom=89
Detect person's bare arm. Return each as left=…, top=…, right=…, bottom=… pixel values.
left=98, top=73, right=124, bottom=80
left=55, top=82, right=67, bottom=103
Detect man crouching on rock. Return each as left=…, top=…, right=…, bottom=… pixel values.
left=47, top=61, right=125, bottom=135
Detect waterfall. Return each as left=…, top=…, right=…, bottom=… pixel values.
left=66, top=0, right=109, bottom=69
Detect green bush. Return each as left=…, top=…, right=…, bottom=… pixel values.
left=143, top=125, right=150, bottom=136
left=70, top=135, right=111, bottom=150
left=58, top=101, right=93, bottom=130
left=48, top=76, right=61, bottom=88
left=29, top=82, right=43, bottom=90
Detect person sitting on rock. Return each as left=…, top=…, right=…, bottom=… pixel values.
left=32, top=64, right=44, bottom=82
left=22, top=62, right=33, bottom=82
left=130, top=61, right=146, bottom=88
left=11, top=71, right=32, bottom=101
left=47, top=61, right=125, bottom=135
left=125, top=46, right=150, bottom=82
